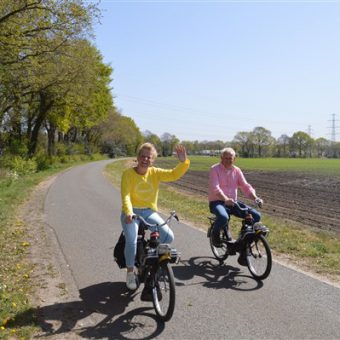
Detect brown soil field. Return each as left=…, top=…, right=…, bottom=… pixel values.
left=164, top=169, right=340, bottom=233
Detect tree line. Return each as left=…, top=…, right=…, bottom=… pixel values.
left=0, top=0, right=143, bottom=169
left=137, top=127, right=339, bottom=159
left=1, top=1, right=339, bottom=172
left=180, top=127, right=340, bottom=158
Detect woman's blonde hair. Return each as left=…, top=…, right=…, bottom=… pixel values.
left=137, top=142, right=158, bottom=159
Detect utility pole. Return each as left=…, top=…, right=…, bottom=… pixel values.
left=328, top=113, right=339, bottom=142
left=307, top=125, right=312, bottom=137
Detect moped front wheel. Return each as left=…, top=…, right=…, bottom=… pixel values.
left=152, top=262, right=175, bottom=322
left=246, top=234, right=272, bottom=280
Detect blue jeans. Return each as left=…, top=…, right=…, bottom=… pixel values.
left=120, top=208, right=174, bottom=268
left=209, top=200, right=261, bottom=235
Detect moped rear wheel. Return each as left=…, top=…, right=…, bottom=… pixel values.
left=246, top=234, right=272, bottom=280
left=209, top=227, right=229, bottom=262
left=152, top=262, right=175, bottom=321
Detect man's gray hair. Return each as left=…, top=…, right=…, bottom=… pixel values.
left=221, top=147, right=236, bottom=157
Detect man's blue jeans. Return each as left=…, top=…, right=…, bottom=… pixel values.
left=209, top=200, right=261, bottom=235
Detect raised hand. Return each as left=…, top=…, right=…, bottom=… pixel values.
left=175, top=144, right=187, bottom=162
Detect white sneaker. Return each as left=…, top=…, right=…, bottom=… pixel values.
left=126, top=272, right=137, bottom=290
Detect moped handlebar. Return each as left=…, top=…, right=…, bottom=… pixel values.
left=132, top=211, right=179, bottom=229
left=231, top=199, right=263, bottom=212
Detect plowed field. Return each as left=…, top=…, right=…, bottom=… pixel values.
left=164, top=169, right=340, bottom=233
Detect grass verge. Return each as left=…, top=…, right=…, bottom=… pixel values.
left=104, top=158, right=340, bottom=285
left=0, top=154, right=107, bottom=340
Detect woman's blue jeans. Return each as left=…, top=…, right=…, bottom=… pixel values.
left=209, top=200, right=261, bottom=235
left=120, top=208, right=174, bottom=268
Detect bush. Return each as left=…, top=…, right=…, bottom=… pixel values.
left=7, top=139, right=28, bottom=157
left=57, top=155, right=69, bottom=163
left=34, top=153, right=52, bottom=171
left=101, top=142, right=126, bottom=158
left=66, top=143, right=85, bottom=155
left=55, top=143, right=67, bottom=157
left=0, top=156, right=37, bottom=175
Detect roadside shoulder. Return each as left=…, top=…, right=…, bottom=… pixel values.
left=20, top=176, right=94, bottom=338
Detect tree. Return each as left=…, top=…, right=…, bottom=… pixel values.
left=181, top=141, right=195, bottom=155
left=95, top=110, right=143, bottom=157
left=232, top=131, right=254, bottom=157
left=0, top=0, right=110, bottom=157
left=314, top=137, right=331, bottom=158
left=26, top=39, right=113, bottom=156
left=160, top=133, right=179, bottom=157
left=252, top=126, right=275, bottom=157
left=143, top=131, right=162, bottom=155
left=60, top=41, right=113, bottom=152
left=0, top=0, right=98, bottom=66
left=330, top=142, right=340, bottom=158
left=276, top=134, right=290, bottom=157
left=289, top=131, right=314, bottom=157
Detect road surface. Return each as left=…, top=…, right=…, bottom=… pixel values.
left=41, top=160, right=340, bottom=339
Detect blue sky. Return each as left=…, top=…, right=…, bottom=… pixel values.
left=90, top=0, right=340, bottom=142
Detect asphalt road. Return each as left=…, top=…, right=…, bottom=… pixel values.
left=44, top=160, right=340, bottom=339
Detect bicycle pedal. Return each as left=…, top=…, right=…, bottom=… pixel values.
left=226, top=241, right=238, bottom=255
left=140, top=286, right=162, bottom=302
left=140, top=287, right=153, bottom=301
left=237, top=254, right=247, bottom=266
left=227, top=249, right=237, bottom=256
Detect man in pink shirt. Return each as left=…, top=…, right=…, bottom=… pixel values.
left=208, top=147, right=263, bottom=250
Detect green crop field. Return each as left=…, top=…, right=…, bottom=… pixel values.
left=157, top=156, right=340, bottom=176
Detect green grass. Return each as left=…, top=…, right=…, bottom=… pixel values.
left=105, top=158, right=340, bottom=282
left=157, top=155, right=340, bottom=176
left=0, top=154, right=107, bottom=340
left=103, top=157, right=128, bottom=187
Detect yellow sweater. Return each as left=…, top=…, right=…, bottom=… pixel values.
left=121, top=159, right=190, bottom=215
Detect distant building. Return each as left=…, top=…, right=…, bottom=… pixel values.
left=197, top=150, right=221, bottom=156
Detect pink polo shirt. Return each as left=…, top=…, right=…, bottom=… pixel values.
left=208, top=163, right=256, bottom=202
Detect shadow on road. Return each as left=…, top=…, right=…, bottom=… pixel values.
left=173, top=256, right=264, bottom=291
left=12, top=258, right=263, bottom=338
left=12, top=281, right=165, bottom=339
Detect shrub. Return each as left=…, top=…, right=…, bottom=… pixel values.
left=66, top=143, right=85, bottom=155
left=0, top=156, right=37, bottom=175
left=34, top=153, right=52, bottom=171
left=7, top=139, right=28, bottom=157
left=55, top=143, right=67, bottom=157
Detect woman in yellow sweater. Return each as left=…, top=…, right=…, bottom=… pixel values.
left=120, top=142, right=190, bottom=290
